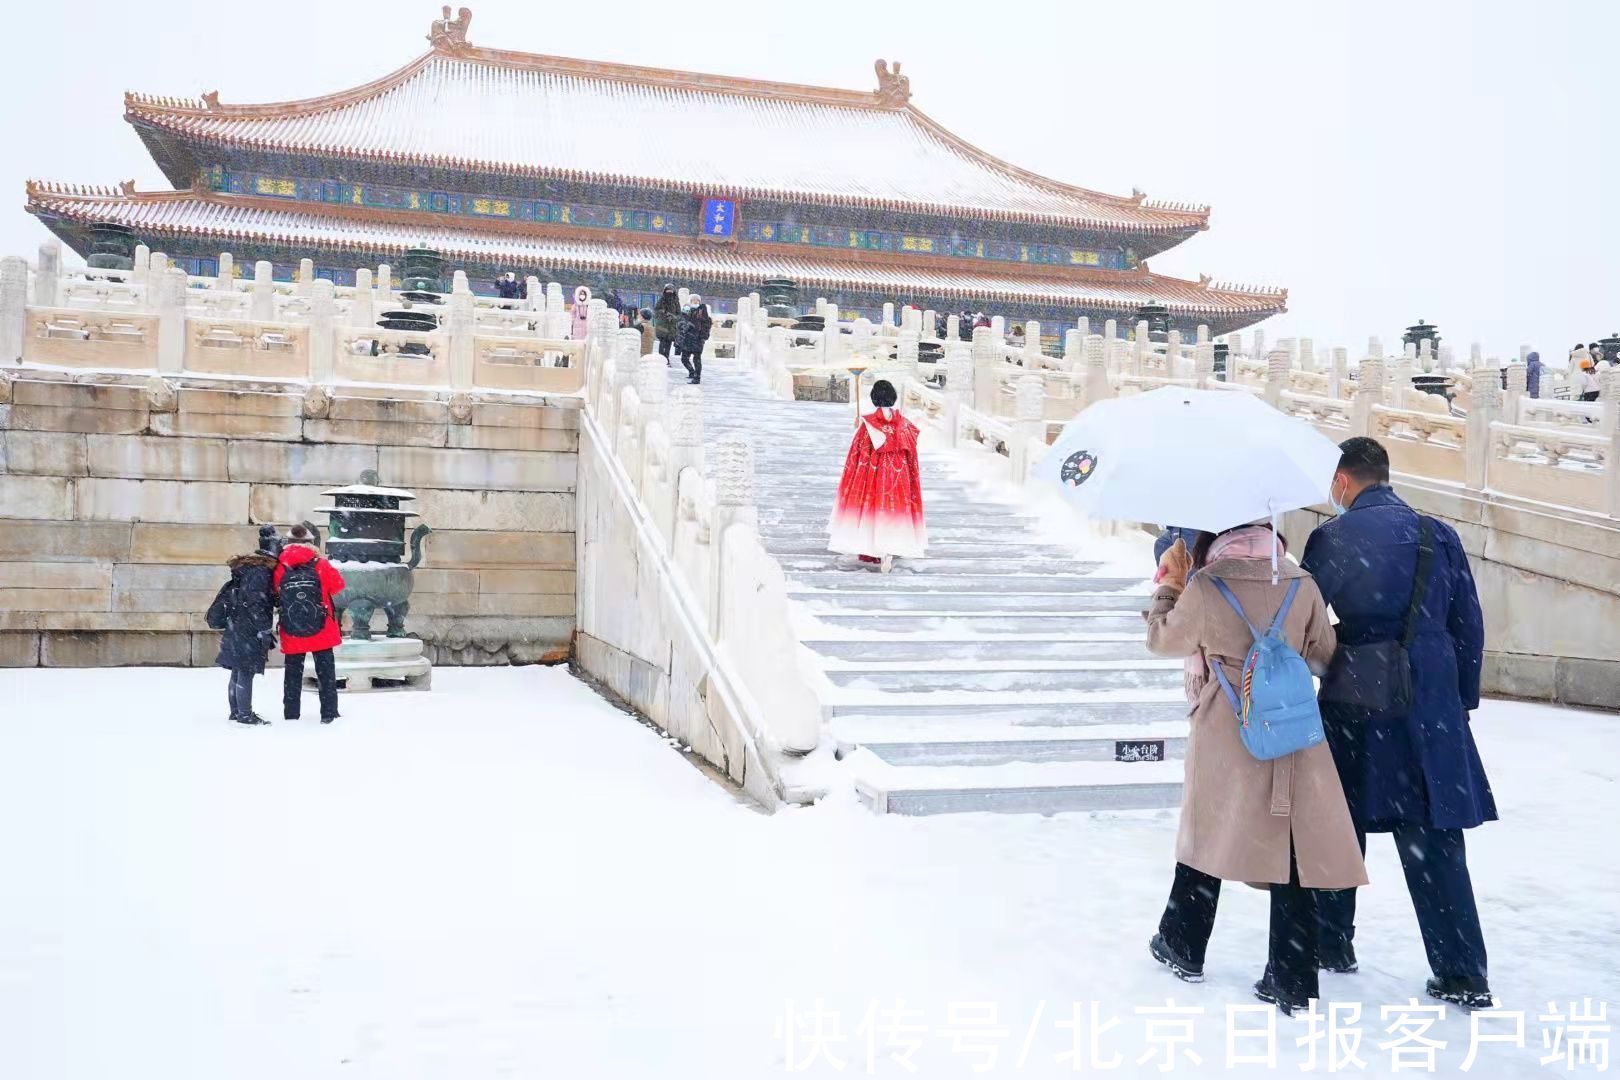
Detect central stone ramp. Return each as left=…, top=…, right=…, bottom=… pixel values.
left=689, top=361, right=1185, bottom=815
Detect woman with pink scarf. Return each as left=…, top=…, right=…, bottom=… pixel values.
left=1144, top=523, right=1365, bottom=1015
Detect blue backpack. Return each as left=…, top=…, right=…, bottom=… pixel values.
left=1206, top=577, right=1325, bottom=761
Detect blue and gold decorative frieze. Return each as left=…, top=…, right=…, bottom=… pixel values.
left=204, top=165, right=1127, bottom=269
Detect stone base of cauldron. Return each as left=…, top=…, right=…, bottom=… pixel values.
left=313, top=637, right=433, bottom=692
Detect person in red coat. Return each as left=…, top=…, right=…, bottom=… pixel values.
left=828, top=379, right=927, bottom=572
left=273, top=524, right=347, bottom=723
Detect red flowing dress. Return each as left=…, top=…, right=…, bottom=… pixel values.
left=828, top=408, right=927, bottom=559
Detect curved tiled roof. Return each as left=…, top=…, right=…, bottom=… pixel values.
left=123, top=38, right=1209, bottom=234
left=27, top=185, right=1282, bottom=319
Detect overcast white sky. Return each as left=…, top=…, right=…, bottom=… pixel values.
left=2, top=0, right=1613, bottom=359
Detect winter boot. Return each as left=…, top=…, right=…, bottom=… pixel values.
left=1253, top=969, right=1312, bottom=1016
left=1319, top=942, right=1358, bottom=974
left=1426, top=976, right=1495, bottom=1010
left=1149, top=933, right=1204, bottom=984
left=234, top=714, right=270, bottom=726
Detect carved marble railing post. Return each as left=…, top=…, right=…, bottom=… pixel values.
left=1299, top=336, right=1315, bottom=374
left=1390, top=343, right=1417, bottom=409
left=34, top=240, right=61, bottom=308
left=251, top=260, right=275, bottom=322
left=1418, top=337, right=1434, bottom=373
left=214, top=251, right=234, bottom=295
left=752, top=308, right=768, bottom=370
left=1194, top=341, right=1215, bottom=389
left=1251, top=329, right=1266, bottom=367
left=990, top=314, right=1005, bottom=341
left=375, top=263, right=392, bottom=308
left=710, top=434, right=758, bottom=638
left=1469, top=342, right=1483, bottom=369
left=131, top=245, right=150, bottom=290
left=0, top=256, right=27, bottom=362
left=655, top=386, right=700, bottom=545
left=944, top=342, right=974, bottom=445
left=1133, top=320, right=1150, bottom=376
left=1504, top=363, right=1528, bottom=425
left=1104, top=318, right=1118, bottom=348
left=1023, top=320, right=1042, bottom=366
left=1437, top=345, right=1454, bottom=376
left=1012, top=373, right=1046, bottom=482
left=897, top=329, right=920, bottom=382
left=1465, top=365, right=1502, bottom=492
left=849, top=316, right=873, bottom=362
left=1351, top=355, right=1385, bottom=437
left=154, top=267, right=188, bottom=374
left=822, top=302, right=840, bottom=366
left=295, top=258, right=315, bottom=297
left=1166, top=330, right=1184, bottom=377
left=447, top=273, right=475, bottom=390
left=1228, top=332, right=1243, bottom=359
left=545, top=282, right=566, bottom=339
left=1063, top=328, right=1081, bottom=372
left=524, top=276, right=542, bottom=314
left=607, top=334, right=639, bottom=455
left=350, top=269, right=374, bottom=327
left=1601, top=370, right=1620, bottom=517
left=1083, top=334, right=1112, bottom=410
left=1196, top=323, right=1210, bottom=347
left=307, top=279, right=337, bottom=383
left=946, top=313, right=960, bottom=342
left=1330, top=346, right=1348, bottom=400
left=149, top=252, right=168, bottom=284
left=1077, top=316, right=1090, bottom=338
left=970, top=325, right=998, bottom=411
left=923, top=309, right=936, bottom=339
left=881, top=301, right=895, bottom=329
left=1263, top=348, right=1290, bottom=408
left=670, top=385, right=705, bottom=484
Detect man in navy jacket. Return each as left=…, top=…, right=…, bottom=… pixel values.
left=1301, top=437, right=1497, bottom=1009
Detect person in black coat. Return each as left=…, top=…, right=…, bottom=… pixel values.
left=207, top=525, right=281, bottom=725
left=653, top=284, right=682, bottom=363
left=675, top=296, right=713, bottom=384
left=1301, top=437, right=1497, bottom=1010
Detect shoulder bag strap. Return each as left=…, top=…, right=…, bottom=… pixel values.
left=1401, top=517, right=1436, bottom=648
left=1209, top=577, right=1262, bottom=640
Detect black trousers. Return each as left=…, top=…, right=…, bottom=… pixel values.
left=227, top=667, right=256, bottom=719
left=656, top=336, right=674, bottom=360
left=283, top=649, right=339, bottom=720
left=1159, top=855, right=1321, bottom=1001
left=679, top=350, right=702, bottom=381
left=1317, top=824, right=1487, bottom=979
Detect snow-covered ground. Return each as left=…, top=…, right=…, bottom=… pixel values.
left=0, top=665, right=1613, bottom=1079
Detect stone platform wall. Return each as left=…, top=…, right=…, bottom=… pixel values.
left=0, top=369, right=578, bottom=668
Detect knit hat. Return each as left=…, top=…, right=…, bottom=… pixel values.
left=257, top=524, right=282, bottom=556
left=288, top=523, right=316, bottom=544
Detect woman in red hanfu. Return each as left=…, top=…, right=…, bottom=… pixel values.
left=828, top=379, right=927, bottom=572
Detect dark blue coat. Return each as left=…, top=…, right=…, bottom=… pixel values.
left=207, top=553, right=278, bottom=674
left=1153, top=526, right=1200, bottom=563
left=1301, top=485, right=1496, bottom=832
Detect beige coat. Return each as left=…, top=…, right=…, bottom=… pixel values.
left=1146, top=557, right=1368, bottom=890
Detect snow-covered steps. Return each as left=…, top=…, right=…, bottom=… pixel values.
left=848, top=754, right=1187, bottom=816
left=687, top=359, right=1185, bottom=816
left=801, top=637, right=1154, bottom=662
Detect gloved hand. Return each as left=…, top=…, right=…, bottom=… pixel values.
left=257, top=629, right=276, bottom=649
left=1155, top=537, right=1192, bottom=591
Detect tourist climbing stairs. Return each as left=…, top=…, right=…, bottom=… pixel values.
left=689, top=360, right=1188, bottom=815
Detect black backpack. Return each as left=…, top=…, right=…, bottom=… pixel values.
left=278, top=561, right=327, bottom=638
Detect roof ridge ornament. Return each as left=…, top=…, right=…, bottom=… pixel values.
left=873, top=59, right=911, bottom=107
left=428, top=5, right=472, bottom=50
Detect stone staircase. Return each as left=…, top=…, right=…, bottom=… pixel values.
left=687, top=360, right=1187, bottom=815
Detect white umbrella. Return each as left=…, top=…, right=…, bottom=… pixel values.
left=1038, top=386, right=1343, bottom=535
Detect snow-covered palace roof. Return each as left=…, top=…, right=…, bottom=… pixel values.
left=26, top=185, right=1285, bottom=320
left=121, top=12, right=1209, bottom=233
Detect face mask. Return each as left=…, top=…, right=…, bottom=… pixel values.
left=1329, top=476, right=1349, bottom=516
